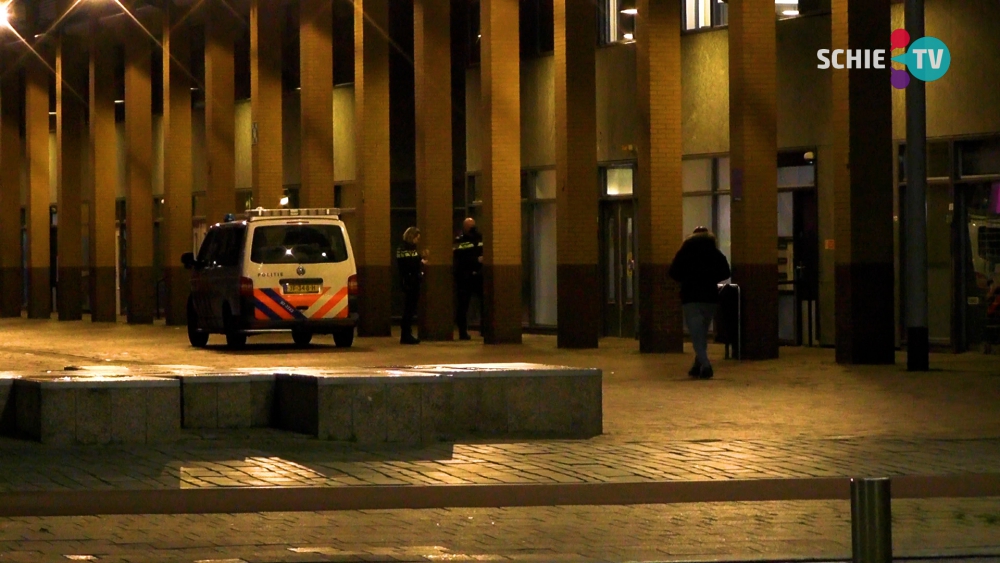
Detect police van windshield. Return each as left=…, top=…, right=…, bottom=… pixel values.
left=250, top=224, right=349, bottom=264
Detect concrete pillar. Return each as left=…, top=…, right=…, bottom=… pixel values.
left=832, top=0, right=895, bottom=364
left=205, top=2, right=237, bottom=224
left=414, top=0, right=455, bottom=341
left=56, top=35, right=87, bottom=321
left=479, top=0, right=522, bottom=344
left=163, top=7, right=194, bottom=326
left=124, top=30, right=155, bottom=324
left=25, top=53, right=52, bottom=320
left=300, top=0, right=334, bottom=209
left=89, top=32, right=119, bottom=322
left=554, top=0, right=599, bottom=349
left=728, top=0, right=779, bottom=360
left=355, top=0, right=392, bottom=337
left=0, top=48, right=23, bottom=318
left=252, top=0, right=284, bottom=210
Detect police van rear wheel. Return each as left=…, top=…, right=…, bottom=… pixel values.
left=292, top=329, right=313, bottom=346
left=223, top=305, right=247, bottom=349
left=333, top=327, right=354, bottom=348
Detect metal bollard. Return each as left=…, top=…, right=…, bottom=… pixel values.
left=851, top=477, right=892, bottom=563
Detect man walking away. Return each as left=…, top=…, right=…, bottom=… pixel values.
left=669, top=226, right=731, bottom=379
left=396, top=227, right=426, bottom=345
left=453, top=217, right=484, bottom=340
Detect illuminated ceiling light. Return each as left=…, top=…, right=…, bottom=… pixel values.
left=782, top=9, right=799, bottom=15
left=280, top=196, right=289, bottom=206
left=49, top=111, right=56, bottom=116
left=115, top=100, right=124, bottom=104
left=620, top=8, right=637, bottom=15
left=0, top=2, right=10, bottom=28
left=623, top=33, right=634, bottom=40
left=775, top=0, right=798, bottom=4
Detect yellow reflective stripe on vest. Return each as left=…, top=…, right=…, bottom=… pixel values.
left=455, top=242, right=475, bottom=250
left=396, top=250, right=420, bottom=258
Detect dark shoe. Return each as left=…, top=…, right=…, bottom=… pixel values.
left=459, top=333, right=471, bottom=341
left=401, top=335, right=420, bottom=345
left=688, top=361, right=702, bottom=377
left=699, top=366, right=714, bottom=379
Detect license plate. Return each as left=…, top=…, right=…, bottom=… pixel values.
left=285, top=283, right=321, bottom=294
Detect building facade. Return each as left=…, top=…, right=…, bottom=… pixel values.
left=0, top=0, right=997, bottom=358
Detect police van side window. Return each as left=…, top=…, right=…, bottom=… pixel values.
left=218, top=226, right=246, bottom=267
left=196, top=230, right=218, bottom=264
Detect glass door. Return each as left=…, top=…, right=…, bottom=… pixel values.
left=601, top=200, right=636, bottom=338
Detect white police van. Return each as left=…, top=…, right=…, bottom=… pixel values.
left=181, top=208, right=359, bottom=348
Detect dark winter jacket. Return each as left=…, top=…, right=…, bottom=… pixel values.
left=396, top=242, right=423, bottom=291
left=453, top=228, right=483, bottom=279
left=668, top=232, right=731, bottom=304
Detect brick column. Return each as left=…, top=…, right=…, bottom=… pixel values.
left=205, top=2, right=236, bottom=224
left=163, top=7, right=193, bottom=326
left=56, top=35, right=87, bottom=321
left=355, top=0, right=392, bottom=337
left=414, top=0, right=454, bottom=341
left=124, top=30, right=155, bottom=324
left=25, top=53, right=51, bottom=320
left=554, top=0, right=599, bottom=349
left=832, top=0, right=895, bottom=364
left=300, top=0, right=335, bottom=209
left=252, top=0, right=284, bottom=210
left=728, top=0, right=779, bottom=360
left=0, top=47, right=23, bottom=318
left=89, top=31, right=118, bottom=322
left=479, top=0, right=522, bottom=344
left=635, top=0, right=683, bottom=353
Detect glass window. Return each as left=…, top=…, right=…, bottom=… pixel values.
left=625, top=217, right=634, bottom=303
left=249, top=224, right=349, bottom=264
left=717, top=193, right=732, bottom=263
left=607, top=217, right=616, bottom=303
left=683, top=195, right=713, bottom=236
left=928, top=141, right=950, bottom=179
left=532, top=202, right=558, bottom=326
left=717, top=157, right=730, bottom=191
left=777, top=165, right=816, bottom=188
left=683, top=0, right=727, bottom=31
left=602, top=0, right=636, bottom=44
left=534, top=169, right=557, bottom=200
left=606, top=167, right=634, bottom=196
left=683, top=158, right=713, bottom=193
left=960, top=139, right=1000, bottom=178
left=778, top=192, right=795, bottom=238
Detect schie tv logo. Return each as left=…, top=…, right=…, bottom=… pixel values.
left=816, top=29, right=951, bottom=90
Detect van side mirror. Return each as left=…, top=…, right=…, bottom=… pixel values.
left=181, top=252, right=196, bottom=269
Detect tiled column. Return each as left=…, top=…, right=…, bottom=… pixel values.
left=300, top=0, right=334, bottom=209
left=205, top=2, right=236, bottom=224
left=25, top=52, right=52, bottom=319
left=252, top=0, right=284, bottom=210
left=163, top=7, right=194, bottom=326
left=124, top=29, right=155, bottom=324
left=728, top=0, right=779, bottom=360
left=479, top=0, right=522, bottom=344
left=414, top=0, right=454, bottom=341
left=555, top=0, right=599, bottom=349
left=355, top=0, right=392, bottom=337
left=89, top=31, right=118, bottom=322
left=0, top=47, right=23, bottom=318
left=832, top=0, right=895, bottom=364
left=56, top=35, right=87, bottom=321
left=635, top=0, right=684, bottom=353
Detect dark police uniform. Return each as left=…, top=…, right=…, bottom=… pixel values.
left=453, top=227, right=483, bottom=339
left=396, top=241, right=423, bottom=344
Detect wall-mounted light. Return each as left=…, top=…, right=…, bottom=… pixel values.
left=619, top=0, right=637, bottom=15
left=623, top=33, right=634, bottom=41
left=114, top=100, right=124, bottom=104
left=280, top=196, right=289, bottom=206
left=0, top=1, right=11, bottom=28
left=782, top=9, right=799, bottom=15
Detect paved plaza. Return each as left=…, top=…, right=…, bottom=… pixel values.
left=0, top=318, right=999, bottom=562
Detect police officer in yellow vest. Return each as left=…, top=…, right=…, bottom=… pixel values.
left=396, top=227, right=426, bottom=345
left=453, top=218, right=484, bottom=340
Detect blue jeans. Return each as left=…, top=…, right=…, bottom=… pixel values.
left=683, top=302, right=718, bottom=369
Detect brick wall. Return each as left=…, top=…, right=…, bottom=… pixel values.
left=252, top=0, right=285, bottom=210
left=300, top=0, right=335, bottom=209
left=125, top=31, right=155, bottom=324
left=205, top=2, right=236, bottom=225
left=89, top=32, right=118, bottom=322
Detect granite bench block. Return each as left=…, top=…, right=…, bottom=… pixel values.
left=420, top=380, right=455, bottom=442
left=13, top=377, right=180, bottom=445
left=178, top=374, right=275, bottom=429
left=0, top=376, right=16, bottom=436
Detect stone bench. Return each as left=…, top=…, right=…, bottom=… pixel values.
left=273, top=363, right=602, bottom=445
left=0, top=374, right=17, bottom=436
left=175, top=372, right=275, bottom=429
left=13, top=376, right=181, bottom=445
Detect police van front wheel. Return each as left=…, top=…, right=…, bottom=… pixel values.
left=187, top=305, right=209, bottom=348
left=333, top=327, right=354, bottom=348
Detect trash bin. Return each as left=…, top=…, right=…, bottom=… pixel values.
left=714, top=283, right=741, bottom=359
